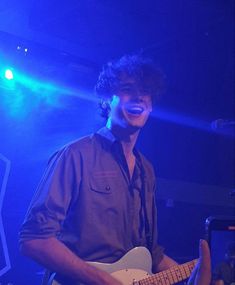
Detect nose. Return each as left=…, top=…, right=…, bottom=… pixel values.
left=131, top=89, right=144, bottom=101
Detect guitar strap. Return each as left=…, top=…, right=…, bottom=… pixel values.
left=137, top=153, right=153, bottom=252
left=116, top=142, right=153, bottom=251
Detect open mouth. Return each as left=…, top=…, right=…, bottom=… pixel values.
left=125, top=106, right=144, bottom=115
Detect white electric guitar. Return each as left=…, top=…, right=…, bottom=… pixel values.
left=51, top=247, right=197, bottom=285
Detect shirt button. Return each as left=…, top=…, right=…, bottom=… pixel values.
left=105, top=186, right=111, bottom=192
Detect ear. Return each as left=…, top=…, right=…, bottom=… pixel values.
left=101, top=100, right=109, bottom=109
left=100, top=98, right=111, bottom=118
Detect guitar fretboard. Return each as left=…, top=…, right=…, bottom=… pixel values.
left=139, top=259, right=197, bottom=285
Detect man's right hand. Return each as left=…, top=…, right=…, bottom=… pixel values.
left=20, top=237, right=123, bottom=285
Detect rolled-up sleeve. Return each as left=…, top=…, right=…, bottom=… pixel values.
left=19, top=146, right=81, bottom=242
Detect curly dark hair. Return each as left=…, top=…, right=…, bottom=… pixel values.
left=95, top=54, right=165, bottom=118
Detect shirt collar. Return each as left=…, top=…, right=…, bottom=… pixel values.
left=96, top=127, right=142, bottom=161
left=96, top=127, right=117, bottom=144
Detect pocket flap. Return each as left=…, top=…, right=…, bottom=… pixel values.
left=90, top=178, right=112, bottom=194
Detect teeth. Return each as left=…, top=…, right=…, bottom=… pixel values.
left=126, top=106, right=144, bottom=114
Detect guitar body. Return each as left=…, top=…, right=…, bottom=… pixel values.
left=51, top=247, right=197, bottom=285
left=52, top=247, right=151, bottom=285
left=88, top=247, right=152, bottom=284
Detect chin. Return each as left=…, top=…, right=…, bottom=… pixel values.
left=125, top=122, right=145, bottom=131
left=127, top=117, right=148, bottom=129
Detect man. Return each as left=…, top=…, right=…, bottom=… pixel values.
left=19, top=54, right=210, bottom=285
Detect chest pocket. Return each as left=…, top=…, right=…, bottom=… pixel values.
left=90, top=179, right=112, bottom=194
left=88, top=176, right=120, bottom=214
left=87, top=171, right=127, bottom=217
left=89, top=172, right=118, bottom=195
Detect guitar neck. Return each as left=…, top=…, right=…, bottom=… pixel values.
left=139, top=259, right=198, bottom=285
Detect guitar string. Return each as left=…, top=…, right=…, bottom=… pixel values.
left=139, top=260, right=197, bottom=285
left=182, top=261, right=190, bottom=279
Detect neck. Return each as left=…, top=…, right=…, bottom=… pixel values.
left=106, top=121, right=140, bottom=159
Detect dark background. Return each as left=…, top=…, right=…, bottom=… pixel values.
left=0, top=0, right=234, bottom=284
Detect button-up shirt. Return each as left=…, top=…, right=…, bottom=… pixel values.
left=19, top=127, right=163, bottom=271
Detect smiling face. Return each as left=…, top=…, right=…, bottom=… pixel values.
left=107, top=76, right=153, bottom=132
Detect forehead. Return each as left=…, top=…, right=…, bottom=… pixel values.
left=117, top=73, right=148, bottom=89
left=116, top=77, right=154, bottom=99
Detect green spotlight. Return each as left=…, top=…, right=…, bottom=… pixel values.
left=4, top=69, right=14, bottom=80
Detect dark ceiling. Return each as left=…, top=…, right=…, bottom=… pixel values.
left=0, top=1, right=233, bottom=62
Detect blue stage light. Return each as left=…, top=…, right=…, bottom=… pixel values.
left=4, top=69, right=14, bottom=80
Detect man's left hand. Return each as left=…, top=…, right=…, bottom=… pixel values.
left=188, top=239, right=211, bottom=285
